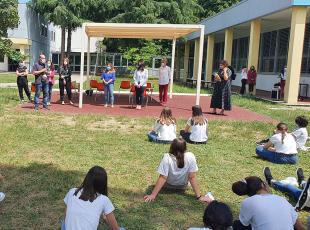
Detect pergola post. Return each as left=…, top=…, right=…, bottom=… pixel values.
left=169, top=38, right=176, bottom=99
left=79, top=24, right=86, bottom=108
left=195, top=26, right=205, bottom=105
left=87, top=37, right=90, bottom=81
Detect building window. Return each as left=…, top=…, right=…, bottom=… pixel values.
left=213, top=42, right=224, bottom=71
left=231, top=37, right=249, bottom=71
left=0, top=54, right=4, bottom=62
left=259, top=31, right=277, bottom=73
left=301, top=23, right=310, bottom=74
left=41, top=24, right=48, bottom=37
left=50, top=31, right=55, bottom=42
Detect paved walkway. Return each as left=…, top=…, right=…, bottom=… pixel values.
left=19, top=92, right=276, bottom=123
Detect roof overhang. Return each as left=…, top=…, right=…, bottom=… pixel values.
left=84, top=23, right=204, bottom=40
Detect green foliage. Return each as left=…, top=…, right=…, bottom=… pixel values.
left=0, top=0, right=24, bottom=60
left=198, top=0, right=241, bottom=18
left=122, top=41, right=169, bottom=70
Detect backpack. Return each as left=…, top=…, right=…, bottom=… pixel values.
left=228, top=66, right=236, bottom=80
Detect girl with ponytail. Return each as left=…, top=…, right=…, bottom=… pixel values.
left=256, top=122, right=298, bottom=164
left=144, top=138, right=211, bottom=203
left=231, top=176, right=304, bottom=230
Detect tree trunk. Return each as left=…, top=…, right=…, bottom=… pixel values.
left=60, top=27, right=66, bottom=66
left=66, top=27, right=72, bottom=59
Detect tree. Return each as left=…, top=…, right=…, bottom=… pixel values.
left=29, top=0, right=84, bottom=63
left=198, top=0, right=241, bottom=18
left=0, top=0, right=24, bottom=61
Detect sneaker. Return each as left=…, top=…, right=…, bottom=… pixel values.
left=295, top=176, right=310, bottom=211
left=0, top=192, right=5, bottom=202
left=104, top=104, right=108, bottom=108
left=263, top=167, right=273, bottom=186
left=47, top=102, right=50, bottom=106
left=296, top=168, right=304, bottom=187
left=43, top=106, right=49, bottom=110
left=61, top=101, right=65, bottom=105
left=69, top=101, right=73, bottom=105
left=34, top=107, right=39, bottom=112
left=111, top=104, right=114, bottom=108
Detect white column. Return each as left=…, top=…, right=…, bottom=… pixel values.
left=79, top=24, right=85, bottom=109
left=87, top=37, right=90, bottom=81
left=195, top=26, right=205, bottom=105
left=169, top=38, right=176, bottom=99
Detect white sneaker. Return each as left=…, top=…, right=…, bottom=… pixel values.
left=0, top=192, right=5, bottom=202
left=104, top=104, right=108, bottom=108
left=111, top=104, right=114, bottom=108
left=61, top=101, right=65, bottom=105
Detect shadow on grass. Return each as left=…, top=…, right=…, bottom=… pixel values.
left=0, top=163, right=208, bottom=230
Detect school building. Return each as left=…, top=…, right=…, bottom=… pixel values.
left=178, top=0, right=310, bottom=104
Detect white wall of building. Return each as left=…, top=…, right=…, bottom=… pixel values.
left=51, top=26, right=98, bottom=54
left=0, top=57, right=8, bottom=72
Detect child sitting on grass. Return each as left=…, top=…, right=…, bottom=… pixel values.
left=180, top=105, right=208, bottom=144
left=256, top=122, right=298, bottom=164
left=188, top=201, right=233, bottom=230
left=144, top=138, right=211, bottom=203
left=63, top=166, right=124, bottom=230
left=147, top=107, right=177, bottom=144
left=292, top=116, right=309, bottom=151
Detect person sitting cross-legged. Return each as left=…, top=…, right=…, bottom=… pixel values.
left=147, top=107, right=176, bottom=144
left=256, top=122, right=298, bottom=164
left=180, top=105, right=208, bottom=144
left=188, top=200, right=233, bottom=230
left=263, top=167, right=310, bottom=211
left=144, top=138, right=211, bottom=203
left=232, top=176, right=305, bottom=230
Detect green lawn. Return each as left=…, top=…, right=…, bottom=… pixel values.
left=0, top=74, right=35, bottom=83
left=0, top=88, right=309, bottom=229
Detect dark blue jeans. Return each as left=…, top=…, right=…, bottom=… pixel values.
left=147, top=132, right=171, bottom=144
left=272, top=181, right=302, bottom=201
left=34, top=82, right=48, bottom=108
left=48, top=82, right=53, bottom=103
left=255, top=146, right=298, bottom=164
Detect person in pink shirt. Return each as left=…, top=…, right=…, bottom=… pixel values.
left=47, top=60, right=55, bottom=105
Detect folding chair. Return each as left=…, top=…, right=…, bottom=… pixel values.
left=146, top=82, right=154, bottom=102
left=31, top=82, right=36, bottom=93
left=71, top=81, right=80, bottom=100
left=95, top=82, right=104, bottom=102
left=90, top=79, right=98, bottom=90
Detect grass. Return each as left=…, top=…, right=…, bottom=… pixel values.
left=0, top=74, right=35, bottom=83
left=0, top=89, right=309, bottom=229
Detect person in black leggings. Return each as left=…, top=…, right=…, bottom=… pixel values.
left=59, top=58, right=73, bottom=105
left=133, top=59, right=148, bottom=110
left=16, top=60, right=31, bottom=102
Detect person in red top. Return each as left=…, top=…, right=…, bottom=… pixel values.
left=247, top=66, right=257, bottom=95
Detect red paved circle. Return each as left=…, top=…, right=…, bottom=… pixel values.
left=19, top=92, right=276, bottom=123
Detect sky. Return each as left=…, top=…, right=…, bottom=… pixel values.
left=19, top=0, right=30, bottom=3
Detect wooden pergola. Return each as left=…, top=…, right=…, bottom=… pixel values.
left=79, top=23, right=205, bottom=108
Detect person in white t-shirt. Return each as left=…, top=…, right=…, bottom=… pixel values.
left=188, top=201, right=233, bottom=230
left=232, top=176, right=305, bottom=230
left=180, top=105, right=208, bottom=144
left=292, top=116, right=309, bottom=151
left=133, top=59, right=148, bottom=110
left=148, top=107, right=176, bottom=144
left=144, top=138, right=212, bottom=203
left=158, top=58, right=171, bottom=104
left=63, top=166, right=123, bottom=230
left=240, top=66, right=248, bottom=95
left=256, top=122, right=298, bottom=164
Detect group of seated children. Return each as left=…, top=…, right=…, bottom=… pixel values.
left=256, top=116, right=308, bottom=165
left=148, top=105, right=208, bottom=144
left=62, top=163, right=310, bottom=230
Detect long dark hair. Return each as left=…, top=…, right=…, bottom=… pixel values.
left=232, top=176, right=267, bottom=197
left=169, top=138, right=186, bottom=168
left=203, top=201, right=233, bottom=230
left=191, top=105, right=207, bottom=126
left=137, top=59, right=145, bottom=71
left=74, top=166, right=108, bottom=202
